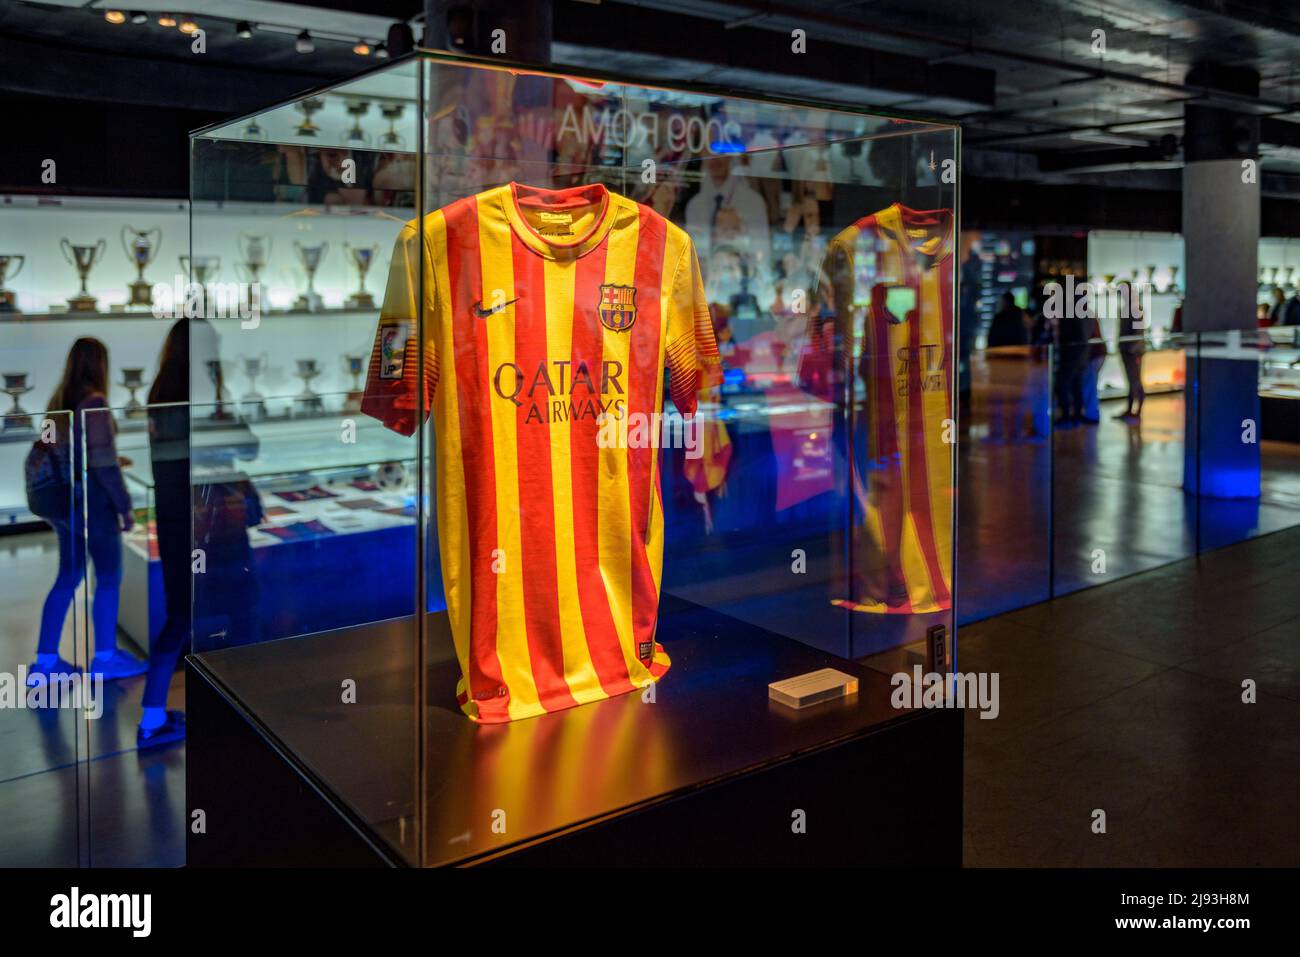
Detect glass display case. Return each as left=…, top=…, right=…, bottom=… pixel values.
left=185, top=51, right=960, bottom=866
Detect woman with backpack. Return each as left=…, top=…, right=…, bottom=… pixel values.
left=28, top=337, right=147, bottom=684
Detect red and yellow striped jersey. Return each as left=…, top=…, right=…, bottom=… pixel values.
left=816, top=204, right=954, bottom=615
left=362, top=182, right=720, bottom=722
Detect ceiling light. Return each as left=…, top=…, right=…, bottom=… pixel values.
left=374, top=42, right=389, bottom=59
left=295, top=30, right=314, bottom=54
left=179, top=17, right=198, bottom=34
left=104, top=10, right=126, bottom=24
left=158, top=14, right=177, bottom=27
left=235, top=21, right=253, bottom=39
left=353, top=40, right=371, bottom=56
left=130, top=11, right=147, bottom=24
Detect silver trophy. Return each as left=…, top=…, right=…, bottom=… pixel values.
left=2, top=372, right=34, bottom=431
left=181, top=255, right=221, bottom=285
left=0, top=254, right=25, bottom=313
left=344, top=354, right=365, bottom=411
left=121, top=226, right=162, bottom=307
left=293, top=242, right=327, bottom=312
left=293, top=358, right=323, bottom=415
left=236, top=234, right=272, bottom=285
left=345, top=243, right=380, bottom=309
left=119, top=367, right=147, bottom=418
left=240, top=353, right=269, bottom=419
left=60, top=239, right=107, bottom=313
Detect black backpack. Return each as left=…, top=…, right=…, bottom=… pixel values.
left=24, top=432, right=72, bottom=520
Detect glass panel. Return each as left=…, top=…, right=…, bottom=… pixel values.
left=190, top=59, right=425, bottom=864
left=957, top=228, right=1053, bottom=621
left=0, top=408, right=82, bottom=867
left=1257, top=326, right=1300, bottom=532
left=80, top=402, right=185, bottom=867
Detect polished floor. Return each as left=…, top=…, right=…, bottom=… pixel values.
left=963, top=522, right=1300, bottom=866
left=0, top=530, right=185, bottom=868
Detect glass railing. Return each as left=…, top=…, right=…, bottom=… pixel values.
left=955, top=326, right=1300, bottom=624
left=0, top=408, right=82, bottom=867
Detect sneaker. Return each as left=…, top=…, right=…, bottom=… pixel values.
left=26, top=658, right=81, bottom=687
left=90, top=649, right=148, bottom=680
left=138, top=710, right=185, bottom=749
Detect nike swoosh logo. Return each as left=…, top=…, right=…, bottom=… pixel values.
left=472, top=298, right=518, bottom=318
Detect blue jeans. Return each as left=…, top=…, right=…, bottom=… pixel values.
left=37, top=499, right=123, bottom=658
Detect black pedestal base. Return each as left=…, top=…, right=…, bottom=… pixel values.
left=187, top=601, right=962, bottom=868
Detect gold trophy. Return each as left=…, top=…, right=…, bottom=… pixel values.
left=345, top=243, right=380, bottom=309
left=379, top=102, right=406, bottom=147
left=236, top=234, right=271, bottom=284
left=344, top=98, right=371, bottom=145
left=293, top=241, right=327, bottom=312
left=295, top=97, right=325, bottom=137
left=121, top=226, right=162, bottom=308
left=60, top=239, right=106, bottom=313
left=0, top=255, right=24, bottom=312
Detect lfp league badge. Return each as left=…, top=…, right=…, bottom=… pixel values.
left=379, top=321, right=409, bottom=380
left=598, top=283, right=637, bottom=331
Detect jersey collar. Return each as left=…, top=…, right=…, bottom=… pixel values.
left=502, top=182, right=616, bottom=260
left=887, top=203, right=955, bottom=268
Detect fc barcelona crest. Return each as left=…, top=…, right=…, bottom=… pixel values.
left=598, top=283, right=637, bottom=331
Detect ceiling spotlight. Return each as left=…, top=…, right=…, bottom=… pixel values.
left=235, top=21, right=253, bottom=39
left=158, top=14, right=177, bottom=27
left=179, top=17, right=198, bottom=34
left=353, top=40, right=371, bottom=56
left=295, top=30, right=314, bottom=54
left=104, top=9, right=126, bottom=24
left=130, top=11, right=147, bottom=24
left=374, top=42, right=389, bottom=59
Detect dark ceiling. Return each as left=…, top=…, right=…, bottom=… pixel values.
left=2, top=0, right=1299, bottom=227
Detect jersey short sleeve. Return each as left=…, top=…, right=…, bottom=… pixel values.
left=665, top=240, right=722, bottom=415
left=361, top=223, right=438, bottom=436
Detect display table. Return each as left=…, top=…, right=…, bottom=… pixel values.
left=186, top=593, right=962, bottom=867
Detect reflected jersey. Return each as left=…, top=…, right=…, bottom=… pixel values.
left=362, top=182, right=720, bottom=722
left=813, top=204, right=954, bottom=615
